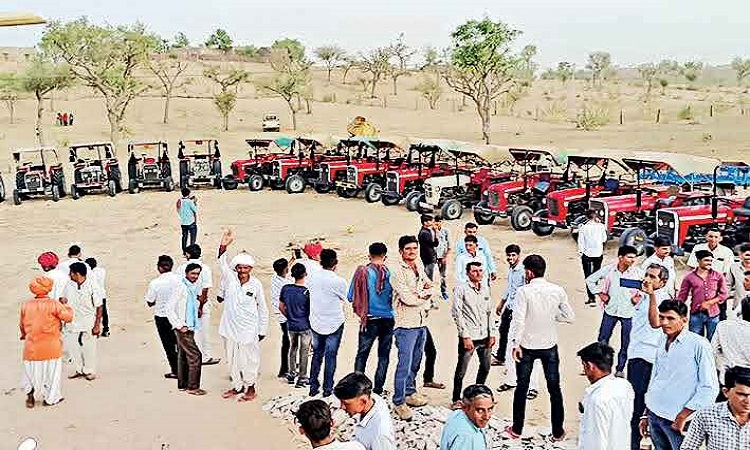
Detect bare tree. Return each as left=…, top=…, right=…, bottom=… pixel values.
left=21, top=57, right=74, bottom=145
left=637, top=63, right=659, bottom=98
left=204, top=66, right=249, bottom=131
left=340, top=56, right=357, bottom=84
left=261, top=49, right=311, bottom=130
left=148, top=52, right=190, bottom=124
left=314, top=45, right=345, bottom=83
left=387, top=33, right=416, bottom=95
left=415, top=77, right=442, bottom=109
left=357, top=47, right=391, bottom=98
left=586, top=51, right=611, bottom=87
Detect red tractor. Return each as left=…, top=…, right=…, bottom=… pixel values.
left=10, top=147, right=66, bottom=205
left=268, top=135, right=348, bottom=194
left=228, top=136, right=295, bottom=191
left=177, top=139, right=223, bottom=190
left=127, top=141, right=175, bottom=193
left=530, top=150, right=637, bottom=237
left=472, top=148, right=571, bottom=227
left=334, top=137, right=407, bottom=200
left=379, top=139, right=458, bottom=208
left=68, top=142, right=123, bottom=199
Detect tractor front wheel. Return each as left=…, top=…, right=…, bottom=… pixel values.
left=52, top=184, right=61, bottom=202
left=0, top=175, right=5, bottom=202
left=365, top=183, right=383, bottom=203
left=405, top=191, right=422, bottom=212
left=620, top=227, right=648, bottom=256
left=248, top=174, right=264, bottom=191
left=441, top=199, right=463, bottom=220
left=473, top=202, right=495, bottom=225
left=107, top=180, right=117, bottom=197
left=13, top=189, right=21, bottom=205
left=285, top=175, right=306, bottom=194
left=164, top=176, right=175, bottom=192
left=128, top=179, right=138, bottom=194
left=511, top=205, right=534, bottom=231
left=71, top=184, right=80, bottom=200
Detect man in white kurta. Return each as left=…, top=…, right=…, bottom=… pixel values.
left=217, top=230, right=269, bottom=402
left=64, top=262, right=104, bottom=380
left=178, top=244, right=219, bottom=365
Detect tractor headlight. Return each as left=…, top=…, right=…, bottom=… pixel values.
left=669, top=221, right=675, bottom=229
left=657, top=219, right=664, bottom=226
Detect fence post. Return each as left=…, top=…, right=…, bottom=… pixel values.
left=710, top=104, right=714, bottom=117
left=656, top=109, right=661, bottom=124
left=620, top=110, right=624, bottom=125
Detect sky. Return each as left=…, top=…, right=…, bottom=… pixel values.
left=2, top=0, right=749, bottom=68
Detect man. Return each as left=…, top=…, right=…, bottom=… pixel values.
left=349, top=243, right=394, bottom=396
left=454, top=236, right=492, bottom=286
left=641, top=237, right=678, bottom=296
left=145, top=255, right=182, bottom=378
left=586, top=245, right=642, bottom=377
left=177, top=187, right=198, bottom=252
left=64, top=262, right=104, bottom=381
left=454, top=223, right=497, bottom=280
left=280, top=263, right=312, bottom=387
left=677, top=249, right=728, bottom=340
left=20, top=276, right=74, bottom=408
left=687, top=228, right=735, bottom=320
left=85, top=258, right=109, bottom=337
left=680, top=366, right=750, bottom=450
left=418, top=214, right=439, bottom=280
left=628, top=263, right=670, bottom=450
left=37, top=252, right=70, bottom=301
left=577, top=342, right=634, bottom=450
left=435, top=215, right=451, bottom=301
left=640, top=300, right=719, bottom=450
left=308, top=249, right=347, bottom=398
left=578, top=209, right=609, bottom=305
left=505, top=255, right=574, bottom=441
left=391, top=235, right=433, bottom=421
left=271, top=258, right=293, bottom=378
left=450, top=262, right=497, bottom=409
left=334, top=372, right=396, bottom=450
left=299, top=242, right=323, bottom=281
left=712, top=297, right=750, bottom=387
left=494, top=244, right=523, bottom=367
left=727, top=244, right=750, bottom=319
left=217, top=230, right=269, bottom=402
left=59, top=245, right=87, bottom=274
left=178, top=244, right=219, bottom=365
left=440, top=384, right=495, bottom=450
left=296, top=399, right=366, bottom=450
left=166, top=263, right=206, bottom=395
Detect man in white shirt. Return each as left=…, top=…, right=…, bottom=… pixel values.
left=687, top=228, right=736, bottom=320
left=454, top=235, right=492, bottom=286
left=177, top=244, right=219, bottom=365
left=577, top=342, right=634, bottom=450
left=334, top=372, right=396, bottom=450
left=299, top=242, right=323, bottom=282
left=37, top=252, right=70, bottom=301
left=578, top=209, right=609, bottom=305
left=85, top=257, right=109, bottom=337
left=296, top=399, right=366, bottom=450
left=271, top=257, right=293, bottom=378
left=145, top=255, right=183, bottom=378
left=217, top=230, right=269, bottom=403
left=712, top=297, right=750, bottom=386
left=640, top=237, right=678, bottom=296
left=504, top=254, right=575, bottom=441
left=64, top=262, right=104, bottom=381
left=727, top=243, right=750, bottom=319
left=308, top=248, right=348, bottom=398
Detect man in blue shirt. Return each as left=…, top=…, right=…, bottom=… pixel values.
left=454, top=223, right=497, bottom=280
left=349, top=242, right=394, bottom=396
left=177, top=188, right=198, bottom=252
left=640, top=300, right=719, bottom=450
left=493, top=244, right=524, bottom=367
left=440, top=384, right=493, bottom=450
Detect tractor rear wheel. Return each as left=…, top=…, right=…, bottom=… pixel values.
left=248, top=174, right=264, bottom=191
left=52, top=184, right=60, bottom=202
left=510, top=205, right=534, bottom=231
left=71, top=184, right=80, bottom=200
left=107, top=180, right=117, bottom=197
left=285, top=175, right=306, bottom=194
left=222, top=176, right=239, bottom=190
left=441, top=199, right=463, bottom=220
left=405, top=191, right=422, bottom=212
left=128, top=179, right=138, bottom=194
left=13, top=189, right=21, bottom=205
left=164, top=176, right=175, bottom=192
left=365, top=183, right=382, bottom=203
left=620, top=227, right=648, bottom=256
left=530, top=209, right=554, bottom=236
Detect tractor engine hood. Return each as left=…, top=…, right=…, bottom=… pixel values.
left=424, top=174, right=471, bottom=189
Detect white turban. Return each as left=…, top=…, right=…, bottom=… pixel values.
left=230, top=252, right=256, bottom=270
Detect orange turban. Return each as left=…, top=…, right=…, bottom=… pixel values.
left=29, top=276, right=54, bottom=297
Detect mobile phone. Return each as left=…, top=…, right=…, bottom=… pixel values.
left=620, top=278, right=643, bottom=290
left=294, top=248, right=302, bottom=259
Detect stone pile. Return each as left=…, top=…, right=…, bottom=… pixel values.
left=263, top=394, right=576, bottom=450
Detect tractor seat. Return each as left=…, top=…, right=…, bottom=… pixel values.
left=144, top=157, right=156, bottom=164
left=657, top=197, right=678, bottom=208
left=733, top=197, right=750, bottom=218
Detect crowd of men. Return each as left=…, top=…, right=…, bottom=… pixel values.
left=18, top=204, right=750, bottom=449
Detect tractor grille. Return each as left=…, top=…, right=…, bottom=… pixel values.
left=143, top=164, right=160, bottom=180
left=548, top=198, right=560, bottom=216
left=80, top=167, right=104, bottom=184
left=656, top=210, right=678, bottom=245
left=347, top=166, right=357, bottom=183
left=192, top=159, right=211, bottom=177
left=488, top=191, right=500, bottom=208
left=386, top=173, right=399, bottom=193
left=424, top=184, right=439, bottom=204
left=24, top=173, right=42, bottom=191
left=272, top=161, right=281, bottom=177
left=318, top=164, right=330, bottom=183
left=231, top=164, right=240, bottom=177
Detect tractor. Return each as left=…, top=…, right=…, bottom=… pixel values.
left=268, top=135, right=348, bottom=194
left=10, top=147, right=66, bottom=205
left=228, top=135, right=295, bottom=191
left=177, top=139, right=223, bottom=190
left=68, top=142, right=123, bottom=199
left=127, top=141, right=174, bottom=193
left=334, top=137, right=407, bottom=200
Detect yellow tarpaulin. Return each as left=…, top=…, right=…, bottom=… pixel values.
left=347, top=116, right=378, bottom=137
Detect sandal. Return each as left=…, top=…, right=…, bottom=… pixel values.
left=187, top=389, right=207, bottom=396
left=526, top=389, right=538, bottom=400
left=423, top=381, right=446, bottom=389
left=26, top=397, right=35, bottom=409
left=222, top=388, right=242, bottom=399
left=496, top=384, right=515, bottom=392
left=67, top=372, right=84, bottom=380
left=238, top=392, right=257, bottom=402
left=202, top=358, right=221, bottom=366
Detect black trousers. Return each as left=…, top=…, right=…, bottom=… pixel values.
left=452, top=337, right=491, bottom=402
left=423, top=327, right=438, bottom=384
left=181, top=223, right=197, bottom=252
left=581, top=255, right=603, bottom=302
left=496, top=308, right=513, bottom=362
left=175, top=330, right=202, bottom=390
left=155, top=316, right=178, bottom=375
left=627, top=358, right=653, bottom=450
left=513, top=345, right=565, bottom=438
left=278, top=322, right=290, bottom=377
left=101, top=298, right=109, bottom=333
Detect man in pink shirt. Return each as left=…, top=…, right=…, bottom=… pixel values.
left=677, top=250, right=728, bottom=340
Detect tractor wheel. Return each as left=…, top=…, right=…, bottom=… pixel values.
left=128, top=179, right=138, bottom=194
left=179, top=161, right=188, bottom=187
left=13, top=189, right=22, bottom=205
left=52, top=184, right=60, bottom=202
left=111, top=167, right=123, bottom=192
left=285, top=175, right=306, bottom=194
left=53, top=172, right=67, bottom=197
left=71, top=184, right=80, bottom=200
left=620, top=227, right=648, bottom=256
left=530, top=209, right=554, bottom=237
left=164, top=176, right=175, bottom=192
left=337, top=187, right=358, bottom=198
left=441, top=199, right=463, bottom=220
left=473, top=202, right=495, bottom=225
left=405, top=191, right=422, bottom=212
left=0, top=175, right=5, bottom=202
left=222, top=176, right=239, bottom=190
left=248, top=174, right=264, bottom=191
left=364, top=183, right=382, bottom=203
left=510, top=205, right=534, bottom=231
left=381, top=193, right=400, bottom=206
left=107, top=180, right=117, bottom=197
left=314, top=183, right=333, bottom=194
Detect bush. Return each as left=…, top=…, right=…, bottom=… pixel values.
left=576, top=104, right=610, bottom=130
left=678, top=105, right=694, bottom=121
left=542, top=101, right=567, bottom=123
left=321, top=93, right=336, bottom=103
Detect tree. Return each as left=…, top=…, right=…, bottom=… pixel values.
left=148, top=50, right=191, bottom=124
left=340, top=56, right=357, bottom=84
left=204, top=66, right=248, bottom=131
left=358, top=47, right=391, bottom=98
left=387, top=33, right=416, bottom=95
left=443, top=18, right=521, bottom=144
left=681, top=61, right=703, bottom=84
left=41, top=18, right=159, bottom=145
left=586, top=51, right=611, bottom=86
left=659, top=78, right=669, bottom=95
left=173, top=32, right=189, bottom=49
left=205, top=29, right=233, bottom=53
left=314, top=45, right=345, bottom=82
left=271, top=38, right=305, bottom=62
left=21, top=57, right=74, bottom=144
left=731, top=57, right=750, bottom=85
left=261, top=49, right=311, bottom=130
left=415, top=77, right=442, bottom=109
left=517, top=44, right=538, bottom=79
left=0, top=73, right=20, bottom=124
left=637, top=63, right=659, bottom=98
left=556, top=61, right=575, bottom=84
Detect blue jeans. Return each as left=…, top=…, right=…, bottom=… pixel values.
left=689, top=311, right=718, bottom=340
left=627, top=358, right=653, bottom=450
left=648, top=411, right=684, bottom=450
left=309, top=325, right=344, bottom=396
left=392, top=327, right=427, bottom=406
left=597, top=312, right=632, bottom=372
left=354, top=318, right=394, bottom=395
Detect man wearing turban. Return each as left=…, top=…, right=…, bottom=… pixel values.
left=217, top=230, right=269, bottom=402
left=20, top=276, right=74, bottom=408
left=37, top=252, right=71, bottom=301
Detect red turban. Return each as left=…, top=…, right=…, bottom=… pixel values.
left=37, top=252, right=59, bottom=269
left=303, top=242, right=322, bottom=260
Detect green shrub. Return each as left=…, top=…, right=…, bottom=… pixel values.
left=678, top=105, right=694, bottom=121
left=576, top=104, right=610, bottom=130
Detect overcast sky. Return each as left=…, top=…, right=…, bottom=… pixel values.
left=2, top=0, right=748, bottom=68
